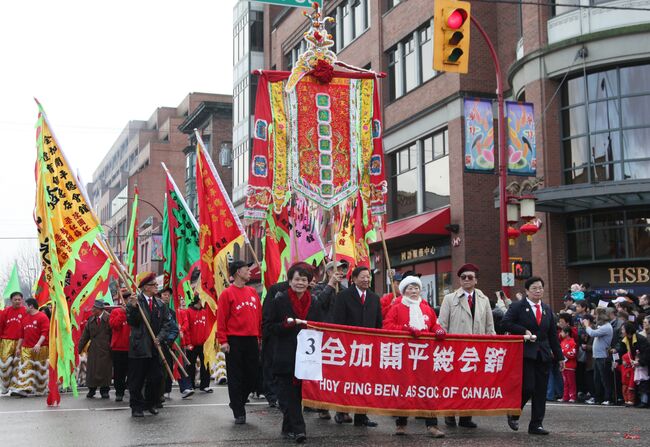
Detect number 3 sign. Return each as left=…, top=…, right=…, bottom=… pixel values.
left=295, top=329, right=323, bottom=380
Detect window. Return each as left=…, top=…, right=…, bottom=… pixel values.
left=286, top=40, right=307, bottom=70
left=185, top=152, right=196, bottom=181
left=387, top=20, right=437, bottom=102
left=233, top=141, right=250, bottom=191
left=391, top=144, right=418, bottom=220
left=334, top=0, right=370, bottom=52
left=423, top=129, right=450, bottom=211
left=387, top=0, right=401, bottom=11
left=561, top=64, right=650, bottom=184
left=566, top=209, right=650, bottom=263
left=250, top=10, right=263, bottom=53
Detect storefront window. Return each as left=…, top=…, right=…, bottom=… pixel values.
left=424, top=129, right=450, bottom=211
left=567, top=209, right=650, bottom=263
left=562, top=64, right=650, bottom=184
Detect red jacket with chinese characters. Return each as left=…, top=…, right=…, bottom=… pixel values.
left=187, top=307, right=210, bottom=347
left=21, top=311, right=49, bottom=348
left=109, top=307, right=130, bottom=351
left=176, top=308, right=190, bottom=347
left=217, top=285, right=262, bottom=345
left=0, top=306, right=27, bottom=340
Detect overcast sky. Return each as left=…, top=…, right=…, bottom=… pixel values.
left=0, top=0, right=236, bottom=277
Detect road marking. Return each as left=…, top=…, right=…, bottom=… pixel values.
left=0, top=401, right=269, bottom=415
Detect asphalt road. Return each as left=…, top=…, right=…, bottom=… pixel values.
left=0, top=385, right=647, bottom=447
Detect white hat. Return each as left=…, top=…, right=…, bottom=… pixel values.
left=611, top=297, right=627, bottom=304
left=399, top=276, right=422, bottom=295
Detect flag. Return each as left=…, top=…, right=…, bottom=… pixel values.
left=195, top=132, right=247, bottom=366
left=34, top=101, right=102, bottom=405
left=124, top=186, right=138, bottom=290
left=162, top=165, right=200, bottom=310
left=261, top=204, right=290, bottom=300
left=34, top=270, right=50, bottom=308
left=333, top=194, right=373, bottom=270
left=2, top=263, right=21, bottom=307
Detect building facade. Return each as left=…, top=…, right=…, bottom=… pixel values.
left=88, top=92, right=233, bottom=277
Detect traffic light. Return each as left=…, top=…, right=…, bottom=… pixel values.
left=433, top=0, right=471, bottom=74
left=512, top=261, right=532, bottom=280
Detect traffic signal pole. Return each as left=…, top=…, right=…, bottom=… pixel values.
left=469, top=16, right=511, bottom=297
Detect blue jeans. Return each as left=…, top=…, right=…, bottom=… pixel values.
left=546, top=362, right=564, bottom=400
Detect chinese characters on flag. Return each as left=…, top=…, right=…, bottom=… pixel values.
left=301, top=322, right=523, bottom=417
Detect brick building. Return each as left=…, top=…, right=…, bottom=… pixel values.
left=88, top=92, right=233, bottom=277
left=248, top=0, right=650, bottom=309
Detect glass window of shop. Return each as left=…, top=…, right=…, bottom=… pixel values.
left=387, top=20, right=437, bottom=102
left=553, top=0, right=580, bottom=16
left=389, top=128, right=450, bottom=220
left=561, top=64, right=650, bottom=184
left=566, top=209, right=650, bottom=263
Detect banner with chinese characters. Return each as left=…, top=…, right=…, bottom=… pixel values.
left=300, top=322, right=523, bottom=417
left=464, top=98, right=495, bottom=173
left=506, top=101, right=537, bottom=176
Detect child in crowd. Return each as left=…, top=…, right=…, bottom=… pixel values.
left=619, top=352, right=636, bottom=406
left=560, top=326, right=577, bottom=402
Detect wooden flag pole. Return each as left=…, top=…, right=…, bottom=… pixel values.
left=173, top=341, right=191, bottom=366
left=379, top=227, right=399, bottom=298
left=331, top=211, right=339, bottom=293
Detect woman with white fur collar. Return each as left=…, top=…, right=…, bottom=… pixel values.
left=382, top=275, right=447, bottom=438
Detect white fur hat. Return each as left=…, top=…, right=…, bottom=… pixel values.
left=399, top=276, right=422, bottom=295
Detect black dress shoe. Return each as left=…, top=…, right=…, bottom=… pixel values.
left=86, top=392, right=95, bottom=399
left=528, top=426, right=549, bottom=435
left=334, top=413, right=346, bottom=424
left=507, top=416, right=519, bottom=431
left=234, top=416, right=246, bottom=425
left=100, top=393, right=110, bottom=399
left=458, top=420, right=477, bottom=428
left=295, top=433, right=306, bottom=443
left=155, top=402, right=164, bottom=409
left=444, top=417, right=457, bottom=427
left=354, top=418, right=378, bottom=427
left=147, top=407, right=159, bottom=415
left=131, top=410, right=144, bottom=418
left=115, top=395, right=123, bottom=402
left=281, top=431, right=295, bottom=440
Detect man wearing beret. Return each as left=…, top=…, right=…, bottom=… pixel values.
left=217, top=260, right=262, bottom=424
left=126, top=272, right=174, bottom=418
left=438, top=263, right=495, bottom=429
left=78, top=299, right=113, bottom=399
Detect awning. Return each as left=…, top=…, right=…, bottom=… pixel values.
left=381, top=207, right=451, bottom=242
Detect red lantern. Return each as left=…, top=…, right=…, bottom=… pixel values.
left=507, top=226, right=520, bottom=246
left=520, top=221, right=539, bottom=242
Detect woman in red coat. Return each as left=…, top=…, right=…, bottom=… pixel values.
left=383, top=276, right=446, bottom=438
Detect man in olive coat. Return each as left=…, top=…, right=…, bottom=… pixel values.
left=78, top=299, right=113, bottom=399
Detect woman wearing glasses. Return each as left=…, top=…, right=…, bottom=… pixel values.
left=437, top=263, right=496, bottom=429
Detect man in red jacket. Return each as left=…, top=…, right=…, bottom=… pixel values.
left=109, top=290, right=131, bottom=402
left=0, top=292, right=27, bottom=395
left=217, top=260, right=261, bottom=425
left=186, top=297, right=212, bottom=393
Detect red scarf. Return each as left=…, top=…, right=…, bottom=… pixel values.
left=288, top=287, right=311, bottom=320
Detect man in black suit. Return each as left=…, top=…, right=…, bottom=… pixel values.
left=501, top=276, right=563, bottom=435
left=332, top=266, right=381, bottom=427
left=126, top=272, right=174, bottom=418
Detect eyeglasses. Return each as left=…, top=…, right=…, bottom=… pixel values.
left=460, top=274, right=476, bottom=280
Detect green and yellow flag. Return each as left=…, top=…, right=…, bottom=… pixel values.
left=34, top=101, right=101, bottom=404
left=124, top=185, right=138, bottom=291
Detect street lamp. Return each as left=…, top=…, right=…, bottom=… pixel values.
left=101, top=223, right=123, bottom=260
left=118, top=196, right=163, bottom=220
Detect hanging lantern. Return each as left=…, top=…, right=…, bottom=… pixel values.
left=520, top=221, right=539, bottom=242
left=519, top=195, right=536, bottom=220
left=507, top=200, right=520, bottom=225
left=507, top=226, right=521, bottom=246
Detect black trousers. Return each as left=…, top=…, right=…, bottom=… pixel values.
left=187, top=345, right=211, bottom=390
left=112, top=350, right=129, bottom=397
left=275, top=374, right=305, bottom=435
left=225, top=336, right=259, bottom=418
left=593, top=358, right=613, bottom=403
left=128, top=356, right=163, bottom=411
left=262, top=338, right=279, bottom=404
left=397, top=416, right=437, bottom=427
left=514, top=358, right=551, bottom=428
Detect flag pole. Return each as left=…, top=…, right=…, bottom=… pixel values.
left=331, top=211, right=338, bottom=293
left=161, top=162, right=200, bottom=232
left=193, top=129, right=261, bottom=267
left=378, top=227, right=398, bottom=298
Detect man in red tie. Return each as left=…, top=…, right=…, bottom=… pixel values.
left=438, top=263, right=495, bottom=429
left=332, top=266, right=382, bottom=427
left=502, top=276, right=564, bottom=435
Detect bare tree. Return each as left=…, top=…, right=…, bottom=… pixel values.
left=0, top=242, right=42, bottom=298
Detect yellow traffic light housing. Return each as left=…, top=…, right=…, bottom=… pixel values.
left=433, top=0, right=471, bottom=74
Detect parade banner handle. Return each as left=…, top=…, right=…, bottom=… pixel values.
left=193, top=129, right=261, bottom=267
left=378, top=228, right=398, bottom=298
left=330, top=212, right=338, bottom=292
left=97, top=237, right=175, bottom=379
left=173, top=341, right=191, bottom=366
left=161, top=162, right=200, bottom=232
left=169, top=347, right=189, bottom=378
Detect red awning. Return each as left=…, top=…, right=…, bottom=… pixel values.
left=381, top=207, right=451, bottom=242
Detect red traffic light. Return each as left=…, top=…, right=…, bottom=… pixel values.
left=446, top=8, right=468, bottom=29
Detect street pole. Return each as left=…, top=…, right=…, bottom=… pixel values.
left=469, top=16, right=510, bottom=296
